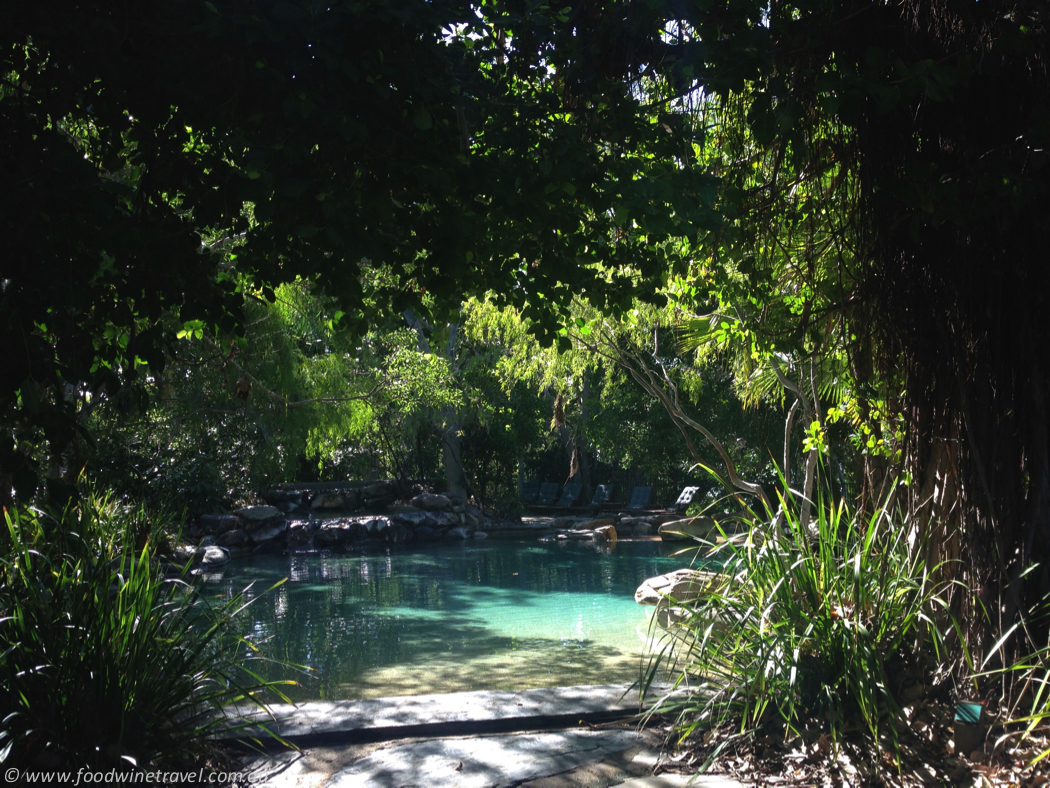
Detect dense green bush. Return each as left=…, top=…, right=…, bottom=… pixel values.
left=0, top=496, right=293, bottom=771
left=644, top=485, right=958, bottom=753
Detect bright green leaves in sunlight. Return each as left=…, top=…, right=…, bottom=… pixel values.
left=176, top=321, right=206, bottom=341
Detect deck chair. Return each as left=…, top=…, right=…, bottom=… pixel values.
left=553, top=482, right=583, bottom=508
left=589, top=484, right=614, bottom=507
left=671, top=486, right=700, bottom=513
left=520, top=479, right=541, bottom=505
left=626, top=486, right=653, bottom=510
left=533, top=482, right=559, bottom=507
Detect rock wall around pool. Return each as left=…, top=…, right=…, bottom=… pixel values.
left=181, top=488, right=490, bottom=569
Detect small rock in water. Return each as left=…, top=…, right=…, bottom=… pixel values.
left=199, top=545, right=231, bottom=567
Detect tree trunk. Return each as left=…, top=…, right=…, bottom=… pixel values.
left=442, top=419, right=470, bottom=503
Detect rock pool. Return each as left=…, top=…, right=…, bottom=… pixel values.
left=202, top=538, right=699, bottom=700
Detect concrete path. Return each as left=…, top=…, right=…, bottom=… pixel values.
left=234, top=684, right=746, bottom=788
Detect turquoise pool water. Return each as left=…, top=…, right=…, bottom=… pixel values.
left=203, top=538, right=697, bottom=701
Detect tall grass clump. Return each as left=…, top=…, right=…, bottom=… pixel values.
left=644, top=485, right=959, bottom=754
left=0, top=495, right=293, bottom=771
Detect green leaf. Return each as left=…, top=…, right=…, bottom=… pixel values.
left=413, top=106, right=433, bottom=130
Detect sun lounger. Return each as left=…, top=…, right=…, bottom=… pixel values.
left=626, top=486, right=653, bottom=510
left=553, top=482, right=583, bottom=508
left=671, top=486, right=700, bottom=513
left=520, top=479, right=541, bottom=505
left=533, top=482, right=560, bottom=508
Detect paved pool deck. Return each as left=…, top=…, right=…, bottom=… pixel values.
left=232, top=684, right=747, bottom=788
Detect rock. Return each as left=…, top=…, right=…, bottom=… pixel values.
left=447, top=526, right=471, bottom=540
left=473, top=530, right=488, bottom=539
left=658, top=516, right=718, bottom=542
left=287, top=522, right=314, bottom=547
left=173, top=544, right=198, bottom=562
left=198, top=535, right=216, bottom=547
left=625, top=521, right=651, bottom=542
left=216, top=529, right=249, bottom=547
left=593, top=524, right=617, bottom=543
left=410, top=492, right=452, bottom=511
left=251, top=538, right=284, bottom=555
left=430, top=510, right=460, bottom=528
left=384, top=523, right=414, bottom=544
left=314, top=524, right=348, bottom=547
left=634, top=569, right=722, bottom=606
left=311, top=493, right=345, bottom=510
left=199, top=545, right=231, bottom=567
left=361, top=518, right=387, bottom=536
left=233, top=505, right=282, bottom=521
left=333, top=489, right=356, bottom=510
left=249, top=522, right=286, bottom=542
left=575, top=518, right=615, bottom=531
left=362, top=480, right=398, bottom=508
left=654, top=605, right=689, bottom=629
left=199, top=514, right=239, bottom=535
left=415, top=525, right=438, bottom=541
left=394, top=511, right=431, bottom=528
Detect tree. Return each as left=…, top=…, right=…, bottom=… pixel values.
left=1, top=0, right=713, bottom=502
left=645, top=0, right=1050, bottom=653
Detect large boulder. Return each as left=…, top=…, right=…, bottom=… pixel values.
left=360, top=518, right=388, bottom=537
left=658, top=516, right=719, bottom=542
left=311, top=493, right=345, bottom=511
left=410, top=492, right=452, bottom=511
left=630, top=520, right=656, bottom=537
left=216, top=529, right=249, bottom=547
left=393, top=511, right=431, bottom=528
left=248, top=520, right=288, bottom=543
left=362, top=480, right=398, bottom=509
left=315, top=520, right=367, bottom=547
left=593, top=524, right=618, bottom=544
left=233, top=505, right=282, bottom=521
left=199, top=514, right=239, bottom=535
left=635, top=569, right=723, bottom=606
left=429, top=510, right=460, bottom=528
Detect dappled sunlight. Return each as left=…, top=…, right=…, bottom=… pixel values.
left=210, top=539, right=689, bottom=701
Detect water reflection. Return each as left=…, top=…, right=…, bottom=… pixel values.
left=210, top=539, right=697, bottom=700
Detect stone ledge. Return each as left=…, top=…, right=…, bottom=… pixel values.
left=218, top=683, right=662, bottom=745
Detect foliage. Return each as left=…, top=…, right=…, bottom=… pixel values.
left=86, top=280, right=377, bottom=511
left=1, top=0, right=711, bottom=501
left=0, top=495, right=293, bottom=770
left=644, top=482, right=958, bottom=755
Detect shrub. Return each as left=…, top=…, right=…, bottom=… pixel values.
left=0, top=496, right=293, bottom=771
left=643, top=485, right=958, bottom=753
